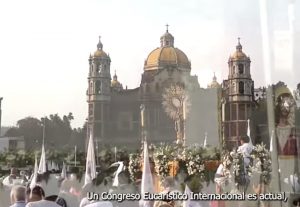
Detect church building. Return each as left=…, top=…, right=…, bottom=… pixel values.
left=86, top=28, right=254, bottom=149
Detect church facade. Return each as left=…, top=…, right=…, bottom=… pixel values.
left=86, top=29, right=254, bottom=149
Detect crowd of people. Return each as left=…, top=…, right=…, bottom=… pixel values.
left=2, top=135, right=282, bottom=207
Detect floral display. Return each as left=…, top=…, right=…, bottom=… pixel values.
left=128, top=153, right=142, bottom=182
left=184, top=145, right=206, bottom=177
left=250, top=143, right=272, bottom=185
left=153, top=143, right=176, bottom=178
left=229, top=149, right=247, bottom=187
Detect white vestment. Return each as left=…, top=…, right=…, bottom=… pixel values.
left=237, top=143, right=253, bottom=167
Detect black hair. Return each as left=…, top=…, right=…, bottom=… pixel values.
left=240, top=135, right=250, bottom=143
left=45, top=195, right=67, bottom=207
left=26, top=185, right=45, bottom=198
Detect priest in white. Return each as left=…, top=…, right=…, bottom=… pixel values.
left=237, top=135, right=253, bottom=171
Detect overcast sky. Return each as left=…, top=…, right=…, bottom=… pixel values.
left=0, top=0, right=299, bottom=128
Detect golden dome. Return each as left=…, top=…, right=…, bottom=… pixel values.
left=208, top=73, right=221, bottom=88
left=229, top=38, right=250, bottom=61
left=94, top=49, right=108, bottom=58
left=144, top=29, right=191, bottom=71
left=111, top=71, right=123, bottom=91
left=230, top=50, right=248, bottom=59
left=93, top=36, right=109, bottom=58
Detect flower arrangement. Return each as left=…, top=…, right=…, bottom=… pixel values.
left=229, top=149, right=248, bottom=188
left=250, top=143, right=272, bottom=185
left=153, top=143, right=177, bottom=178
left=184, top=145, right=206, bottom=177
left=127, top=143, right=221, bottom=185
left=128, top=153, right=142, bottom=182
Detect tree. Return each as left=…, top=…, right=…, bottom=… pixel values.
left=4, top=113, right=85, bottom=150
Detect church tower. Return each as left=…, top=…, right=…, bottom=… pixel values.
left=223, top=38, right=254, bottom=149
left=87, top=37, right=111, bottom=144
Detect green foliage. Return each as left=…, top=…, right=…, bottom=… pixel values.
left=4, top=113, right=85, bottom=150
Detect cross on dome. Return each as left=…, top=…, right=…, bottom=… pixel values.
left=97, top=35, right=103, bottom=50
left=236, top=37, right=242, bottom=51
left=161, top=24, right=174, bottom=47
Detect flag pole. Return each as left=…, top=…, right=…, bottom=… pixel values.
left=75, top=145, right=77, bottom=167
left=114, top=146, right=117, bottom=162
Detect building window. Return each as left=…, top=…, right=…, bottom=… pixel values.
left=238, top=64, right=244, bottom=74
left=231, top=104, right=237, bottom=121
left=239, top=81, right=244, bottom=94
left=90, top=82, right=93, bottom=93
left=95, top=81, right=101, bottom=94
left=239, top=104, right=246, bottom=120
left=90, top=65, right=93, bottom=73
left=233, top=66, right=236, bottom=74
left=96, top=65, right=101, bottom=73
left=230, top=122, right=237, bottom=137
left=89, top=104, right=93, bottom=116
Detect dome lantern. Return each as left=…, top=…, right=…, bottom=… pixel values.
left=160, top=24, right=174, bottom=47
left=144, top=26, right=191, bottom=71
left=93, top=36, right=109, bottom=58
left=236, top=37, right=242, bottom=51
left=111, top=70, right=123, bottom=91
left=97, top=36, right=103, bottom=50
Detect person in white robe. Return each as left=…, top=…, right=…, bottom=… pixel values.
left=237, top=135, right=253, bottom=170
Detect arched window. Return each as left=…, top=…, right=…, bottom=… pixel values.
left=96, top=65, right=100, bottom=73
left=238, top=64, right=244, bottom=74
left=95, top=81, right=101, bottom=94
left=90, top=82, right=93, bottom=93
left=233, top=66, right=236, bottom=74
left=90, top=65, right=93, bottom=74
left=239, top=81, right=244, bottom=94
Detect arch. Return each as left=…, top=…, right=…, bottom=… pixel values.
left=95, top=80, right=101, bottom=94
left=90, top=81, right=93, bottom=93
left=238, top=64, right=244, bottom=74
left=96, top=64, right=101, bottom=73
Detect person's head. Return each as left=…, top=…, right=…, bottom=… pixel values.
left=10, top=185, right=26, bottom=204
left=26, top=185, right=45, bottom=202
left=11, top=167, right=18, bottom=175
left=240, top=135, right=250, bottom=144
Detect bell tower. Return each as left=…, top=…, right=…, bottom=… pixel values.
left=87, top=36, right=111, bottom=145
left=223, top=38, right=254, bottom=149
